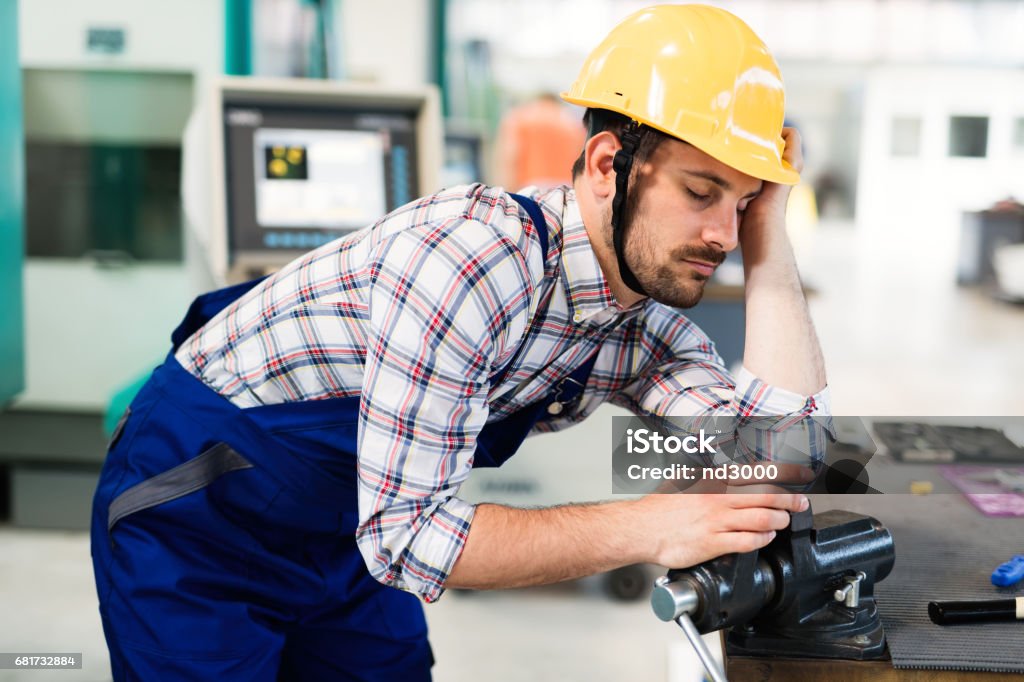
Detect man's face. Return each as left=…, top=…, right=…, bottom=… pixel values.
left=612, top=138, right=763, bottom=308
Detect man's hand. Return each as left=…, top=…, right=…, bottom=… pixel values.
left=741, top=127, right=804, bottom=232
left=630, top=492, right=807, bottom=568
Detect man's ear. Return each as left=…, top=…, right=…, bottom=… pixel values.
left=582, top=131, right=621, bottom=200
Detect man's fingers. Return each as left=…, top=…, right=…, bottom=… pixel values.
left=771, top=463, right=816, bottom=483
left=780, top=126, right=804, bottom=173
left=720, top=507, right=792, bottom=533
left=725, top=482, right=796, bottom=495
left=716, top=530, right=777, bottom=555
left=726, top=492, right=809, bottom=512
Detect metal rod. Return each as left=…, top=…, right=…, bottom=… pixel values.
left=674, top=613, right=729, bottom=682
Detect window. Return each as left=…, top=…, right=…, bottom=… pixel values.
left=948, top=116, right=989, bottom=158
left=22, top=68, right=193, bottom=261
left=24, top=143, right=183, bottom=260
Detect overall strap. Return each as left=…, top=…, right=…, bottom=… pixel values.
left=501, top=191, right=602, bottom=411
left=472, top=193, right=601, bottom=468
left=508, top=192, right=550, bottom=257
left=490, top=193, right=552, bottom=390
left=543, top=349, right=599, bottom=418
left=473, top=345, right=601, bottom=469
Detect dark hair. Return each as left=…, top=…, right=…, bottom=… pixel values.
left=570, top=108, right=670, bottom=179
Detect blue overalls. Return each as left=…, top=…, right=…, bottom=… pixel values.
left=90, top=195, right=598, bottom=681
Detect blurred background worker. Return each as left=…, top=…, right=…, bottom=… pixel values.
left=496, top=92, right=586, bottom=190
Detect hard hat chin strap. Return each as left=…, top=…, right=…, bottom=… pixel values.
left=611, top=121, right=649, bottom=298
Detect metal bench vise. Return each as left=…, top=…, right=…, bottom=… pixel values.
left=651, top=504, right=895, bottom=681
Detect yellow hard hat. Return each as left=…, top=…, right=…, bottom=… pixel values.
left=562, top=4, right=799, bottom=185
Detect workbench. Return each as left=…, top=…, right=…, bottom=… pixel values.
left=723, top=474, right=1024, bottom=681
left=727, top=657, right=1011, bottom=681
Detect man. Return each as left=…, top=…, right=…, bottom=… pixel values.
left=91, top=4, right=828, bottom=680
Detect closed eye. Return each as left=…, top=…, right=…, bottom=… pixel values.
left=686, top=188, right=710, bottom=202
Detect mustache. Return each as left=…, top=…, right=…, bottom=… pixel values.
left=671, top=245, right=727, bottom=266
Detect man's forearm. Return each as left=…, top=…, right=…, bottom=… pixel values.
left=445, top=501, right=646, bottom=590
left=443, top=491, right=811, bottom=591
left=741, top=218, right=826, bottom=397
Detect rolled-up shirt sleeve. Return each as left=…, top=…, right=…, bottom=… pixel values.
left=355, top=218, right=534, bottom=602
left=729, top=365, right=831, bottom=419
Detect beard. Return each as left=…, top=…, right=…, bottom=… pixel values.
left=608, top=207, right=726, bottom=309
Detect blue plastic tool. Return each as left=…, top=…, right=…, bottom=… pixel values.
left=991, top=555, right=1024, bottom=587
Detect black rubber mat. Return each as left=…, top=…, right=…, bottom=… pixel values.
left=820, top=494, right=1024, bottom=673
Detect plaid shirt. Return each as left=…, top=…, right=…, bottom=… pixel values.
left=177, top=183, right=830, bottom=602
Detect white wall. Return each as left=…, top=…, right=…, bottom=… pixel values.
left=855, top=66, right=1024, bottom=291
left=19, top=0, right=222, bottom=73
left=340, top=0, right=431, bottom=86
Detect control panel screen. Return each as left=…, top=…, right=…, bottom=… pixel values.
left=224, top=101, right=419, bottom=254
left=253, top=128, right=386, bottom=230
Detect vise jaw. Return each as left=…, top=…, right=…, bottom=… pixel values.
left=652, top=504, right=895, bottom=660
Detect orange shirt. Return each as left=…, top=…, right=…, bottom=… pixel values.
left=497, top=99, right=586, bottom=190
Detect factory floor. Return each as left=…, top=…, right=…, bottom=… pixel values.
left=2, top=222, right=1023, bottom=681
left=0, top=529, right=700, bottom=681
